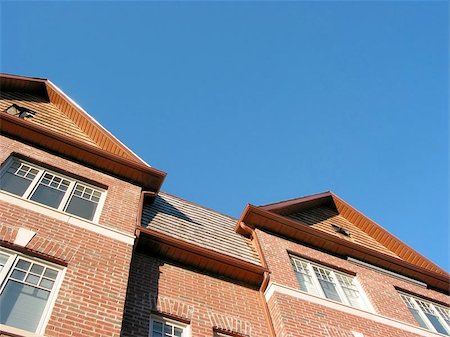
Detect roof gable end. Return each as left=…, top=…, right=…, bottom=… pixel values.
left=1, top=73, right=145, bottom=164
left=258, top=191, right=447, bottom=276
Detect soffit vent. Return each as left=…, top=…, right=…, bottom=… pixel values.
left=331, top=224, right=351, bottom=237
left=5, top=104, right=36, bottom=119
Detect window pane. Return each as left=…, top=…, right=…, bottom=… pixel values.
left=65, top=196, right=97, bottom=220
left=313, top=266, right=342, bottom=302
left=295, top=272, right=317, bottom=295
left=30, top=264, right=44, bottom=275
left=292, top=259, right=318, bottom=295
left=425, top=313, right=449, bottom=335
left=39, top=278, right=54, bottom=290
left=408, top=307, right=429, bottom=329
left=174, top=327, right=183, bottom=337
left=153, top=320, right=163, bottom=332
left=0, top=171, right=33, bottom=196
left=318, top=279, right=341, bottom=302
left=16, top=260, right=31, bottom=271
left=0, top=253, right=9, bottom=273
left=0, top=280, right=50, bottom=332
left=164, top=324, right=172, bottom=334
left=0, top=162, right=38, bottom=196
left=65, top=184, right=101, bottom=221
left=30, top=172, right=70, bottom=209
left=43, top=268, right=58, bottom=280
left=436, top=307, right=450, bottom=327
left=342, top=287, right=363, bottom=308
left=31, top=184, right=65, bottom=208
left=25, top=274, right=40, bottom=285
left=336, top=274, right=364, bottom=309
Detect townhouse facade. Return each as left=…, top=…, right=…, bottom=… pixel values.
left=0, top=73, right=448, bottom=337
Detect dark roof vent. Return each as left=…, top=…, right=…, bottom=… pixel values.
left=331, top=224, right=351, bottom=237
left=5, top=104, right=36, bottom=119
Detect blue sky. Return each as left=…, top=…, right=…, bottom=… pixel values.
left=1, top=1, right=448, bottom=271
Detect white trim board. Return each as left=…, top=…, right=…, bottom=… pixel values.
left=0, top=191, right=135, bottom=245
left=265, top=282, right=443, bottom=337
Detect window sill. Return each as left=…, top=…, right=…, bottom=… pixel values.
left=0, top=324, right=43, bottom=337
left=0, top=191, right=134, bottom=245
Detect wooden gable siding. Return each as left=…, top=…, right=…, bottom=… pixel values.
left=288, top=206, right=400, bottom=258
left=46, top=85, right=136, bottom=161
left=0, top=91, right=98, bottom=147
left=332, top=195, right=447, bottom=276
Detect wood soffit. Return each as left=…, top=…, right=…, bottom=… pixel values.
left=238, top=193, right=449, bottom=293
left=136, top=226, right=267, bottom=287
left=0, top=112, right=166, bottom=192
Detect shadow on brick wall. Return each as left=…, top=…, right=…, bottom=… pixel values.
left=120, top=252, right=163, bottom=337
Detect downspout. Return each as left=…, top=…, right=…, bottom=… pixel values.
left=239, top=222, right=277, bottom=337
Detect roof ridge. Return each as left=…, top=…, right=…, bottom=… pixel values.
left=259, top=190, right=332, bottom=208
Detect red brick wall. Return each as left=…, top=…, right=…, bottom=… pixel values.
left=121, top=252, right=271, bottom=337
left=0, top=136, right=142, bottom=235
left=268, top=293, right=427, bottom=337
left=257, top=228, right=450, bottom=336
left=0, top=135, right=141, bottom=337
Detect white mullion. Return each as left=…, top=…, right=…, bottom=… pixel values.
left=60, top=180, right=76, bottom=212
left=36, top=266, right=66, bottom=335
left=0, top=254, right=20, bottom=295
left=411, top=297, right=435, bottom=332
left=22, top=167, right=45, bottom=199
left=331, top=271, right=347, bottom=305
left=0, top=252, right=17, bottom=288
left=430, top=303, right=450, bottom=335
left=93, top=187, right=107, bottom=223
left=308, top=263, right=325, bottom=298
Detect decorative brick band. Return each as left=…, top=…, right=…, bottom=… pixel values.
left=207, top=310, right=252, bottom=336
left=149, top=294, right=195, bottom=323
left=0, top=223, right=79, bottom=264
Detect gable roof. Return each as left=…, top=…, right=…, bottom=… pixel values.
left=1, top=73, right=144, bottom=162
left=0, top=73, right=166, bottom=191
left=237, top=191, right=449, bottom=292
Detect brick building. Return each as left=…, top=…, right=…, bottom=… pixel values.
left=0, top=73, right=448, bottom=337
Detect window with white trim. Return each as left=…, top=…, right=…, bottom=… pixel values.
left=150, top=316, right=187, bottom=337
left=0, top=157, right=106, bottom=222
left=0, top=248, right=64, bottom=334
left=291, top=255, right=371, bottom=310
left=400, top=292, right=450, bottom=335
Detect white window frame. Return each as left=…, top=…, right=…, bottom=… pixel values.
left=0, top=157, right=106, bottom=223
left=0, top=247, right=66, bottom=335
left=290, top=255, right=373, bottom=312
left=399, top=292, right=450, bottom=335
left=149, top=315, right=190, bottom=337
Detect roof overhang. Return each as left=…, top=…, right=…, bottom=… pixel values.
left=0, top=112, right=166, bottom=192
left=135, top=226, right=267, bottom=287
left=237, top=203, right=449, bottom=294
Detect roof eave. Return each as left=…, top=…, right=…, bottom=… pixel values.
left=239, top=205, right=449, bottom=294
left=1, top=112, right=166, bottom=192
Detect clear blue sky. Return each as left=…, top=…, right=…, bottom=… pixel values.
left=1, top=1, right=448, bottom=271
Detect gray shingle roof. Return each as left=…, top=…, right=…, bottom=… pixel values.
left=141, top=192, right=261, bottom=266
